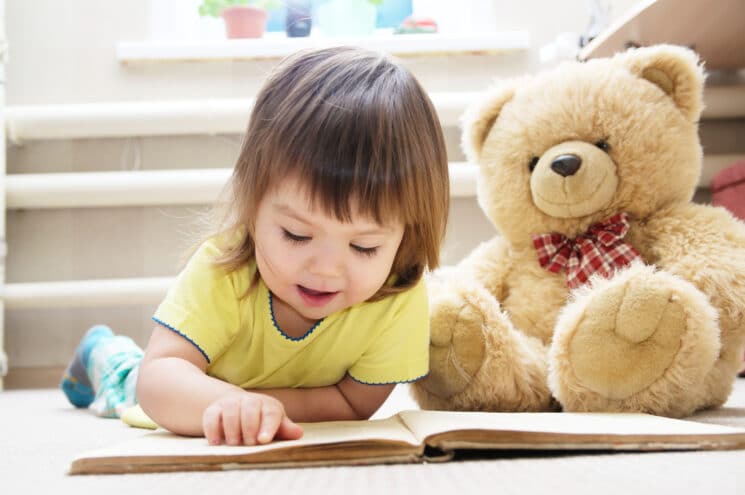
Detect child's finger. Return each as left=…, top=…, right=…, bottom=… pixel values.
left=221, top=399, right=241, bottom=445
left=257, top=402, right=284, bottom=444
left=202, top=404, right=223, bottom=445
left=276, top=416, right=304, bottom=440
left=239, top=396, right=261, bottom=445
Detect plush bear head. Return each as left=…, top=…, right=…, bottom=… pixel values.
left=463, top=45, right=704, bottom=244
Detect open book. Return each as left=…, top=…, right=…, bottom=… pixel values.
left=70, top=410, right=745, bottom=474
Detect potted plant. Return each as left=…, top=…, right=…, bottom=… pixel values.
left=198, top=0, right=281, bottom=39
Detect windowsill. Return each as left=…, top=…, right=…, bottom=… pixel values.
left=116, top=30, right=530, bottom=64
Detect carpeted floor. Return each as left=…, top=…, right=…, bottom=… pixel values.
left=2, top=381, right=744, bottom=494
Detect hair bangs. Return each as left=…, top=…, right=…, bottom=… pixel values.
left=263, top=72, right=419, bottom=229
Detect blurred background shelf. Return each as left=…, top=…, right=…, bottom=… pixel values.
left=116, top=31, right=531, bottom=63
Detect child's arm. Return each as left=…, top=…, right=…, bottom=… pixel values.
left=137, top=325, right=394, bottom=445
left=256, top=377, right=396, bottom=423
left=136, top=325, right=303, bottom=445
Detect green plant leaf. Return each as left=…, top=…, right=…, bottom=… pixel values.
left=197, top=0, right=280, bottom=17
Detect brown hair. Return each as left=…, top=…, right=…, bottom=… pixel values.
left=212, top=46, right=449, bottom=300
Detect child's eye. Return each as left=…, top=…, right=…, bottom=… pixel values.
left=282, top=228, right=310, bottom=244
left=351, top=244, right=379, bottom=257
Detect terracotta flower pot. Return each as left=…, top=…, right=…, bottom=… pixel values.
left=221, top=6, right=269, bottom=39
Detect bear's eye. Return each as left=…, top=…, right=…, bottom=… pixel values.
left=529, top=157, right=539, bottom=172
left=595, top=139, right=611, bottom=152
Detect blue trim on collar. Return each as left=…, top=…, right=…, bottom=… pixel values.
left=347, top=372, right=430, bottom=386
left=152, top=317, right=211, bottom=364
left=268, top=291, right=323, bottom=342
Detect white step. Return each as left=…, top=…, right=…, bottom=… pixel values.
left=5, top=162, right=479, bottom=209
left=6, top=84, right=743, bottom=142
left=2, top=277, right=173, bottom=310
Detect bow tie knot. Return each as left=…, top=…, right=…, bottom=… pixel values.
left=532, top=213, right=641, bottom=289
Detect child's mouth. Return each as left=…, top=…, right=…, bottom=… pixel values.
left=296, top=285, right=339, bottom=307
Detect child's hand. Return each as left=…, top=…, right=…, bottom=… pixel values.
left=202, top=392, right=304, bottom=446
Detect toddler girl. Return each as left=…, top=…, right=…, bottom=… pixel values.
left=61, top=46, right=449, bottom=446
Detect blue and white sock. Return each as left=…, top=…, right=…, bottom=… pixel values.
left=60, top=325, right=114, bottom=408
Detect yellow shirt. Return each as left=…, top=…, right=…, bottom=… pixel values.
left=152, top=239, right=429, bottom=388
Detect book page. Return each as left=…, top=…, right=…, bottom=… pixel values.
left=398, top=410, right=745, bottom=451
left=71, top=415, right=421, bottom=474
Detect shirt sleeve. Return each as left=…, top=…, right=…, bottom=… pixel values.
left=348, top=279, right=430, bottom=384
left=152, top=240, right=245, bottom=364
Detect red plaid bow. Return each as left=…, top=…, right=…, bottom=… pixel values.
left=532, top=213, right=641, bottom=289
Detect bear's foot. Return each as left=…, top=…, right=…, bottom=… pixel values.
left=416, top=285, right=488, bottom=402
left=550, top=263, right=720, bottom=417
left=413, top=283, right=554, bottom=412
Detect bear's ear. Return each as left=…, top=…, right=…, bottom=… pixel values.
left=461, top=83, right=515, bottom=163
left=618, top=44, right=705, bottom=122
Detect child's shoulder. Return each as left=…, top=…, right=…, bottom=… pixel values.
left=392, top=277, right=427, bottom=310
left=203, top=227, right=247, bottom=256
left=356, top=277, right=427, bottom=315
left=188, top=228, right=257, bottom=281
left=339, top=278, right=427, bottom=335
left=188, top=228, right=247, bottom=263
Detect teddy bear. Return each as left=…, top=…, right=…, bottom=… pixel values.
left=412, top=45, right=745, bottom=418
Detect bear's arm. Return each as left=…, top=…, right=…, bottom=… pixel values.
left=642, top=203, right=745, bottom=337
left=443, top=235, right=513, bottom=303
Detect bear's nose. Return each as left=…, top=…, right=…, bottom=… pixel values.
left=550, top=154, right=582, bottom=177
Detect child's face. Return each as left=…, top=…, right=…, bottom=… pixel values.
left=253, top=176, right=405, bottom=322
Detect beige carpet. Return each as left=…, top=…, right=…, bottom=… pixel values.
left=2, top=381, right=745, bottom=494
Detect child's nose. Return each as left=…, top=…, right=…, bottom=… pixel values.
left=308, top=243, right=343, bottom=277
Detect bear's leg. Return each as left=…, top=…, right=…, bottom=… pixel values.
left=549, top=263, right=720, bottom=417
left=412, top=282, right=556, bottom=412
